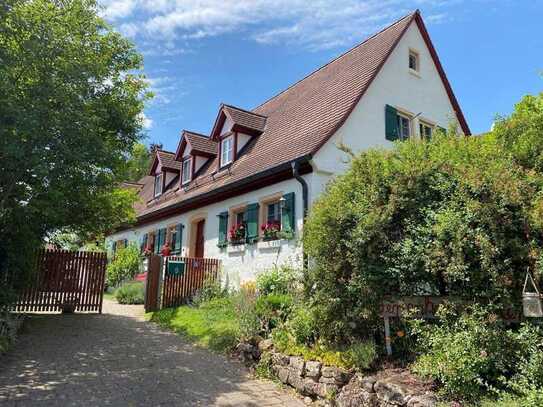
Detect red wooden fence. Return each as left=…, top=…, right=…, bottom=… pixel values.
left=161, top=256, right=221, bottom=308
left=13, top=249, right=107, bottom=313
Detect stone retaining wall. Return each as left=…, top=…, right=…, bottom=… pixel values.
left=238, top=340, right=437, bottom=407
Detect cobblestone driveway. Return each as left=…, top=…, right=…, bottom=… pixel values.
left=0, top=300, right=303, bottom=406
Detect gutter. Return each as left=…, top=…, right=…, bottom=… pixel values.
left=291, top=160, right=309, bottom=270
left=134, top=154, right=313, bottom=226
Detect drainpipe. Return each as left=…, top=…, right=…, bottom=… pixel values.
left=291, top=161, right=309, bottom=269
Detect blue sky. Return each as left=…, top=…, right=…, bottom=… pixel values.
left=99, top=0, right=542, bottom=151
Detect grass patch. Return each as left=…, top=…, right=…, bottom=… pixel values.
left=149, top=297, right=239, bottom=353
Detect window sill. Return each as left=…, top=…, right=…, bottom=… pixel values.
left=409, top=69, right=421, bottom=78
left=227, top=243, right=246, bottom=253
left=257, top=240, right=281, bottom=250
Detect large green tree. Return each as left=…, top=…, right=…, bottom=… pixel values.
left=0, top=0, right=150, bottom=302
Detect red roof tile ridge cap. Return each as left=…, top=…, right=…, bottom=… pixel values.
left=183, top=129, right=210, bottom=138
left=252, top=10, right=418, bottom=113
left=221, top=103, right=268, bottom=118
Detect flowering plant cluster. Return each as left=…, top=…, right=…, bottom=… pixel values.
left=229, top=223, right=246, bottom=243
left=261, top=221, right=281, bottom=240
left=143, top=245, right=153, bottom=257
left=160, top=243, right=171, bottom=256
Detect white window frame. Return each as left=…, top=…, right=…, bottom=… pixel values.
left=397, top=113, right=411, bottom=141
left=220, top=136, right=233, bottom=167
left=154, top=173, right=163, bottom=197
left=409, top=49, right=420, bottom=73
left=181, top=158, right=192, bottom=185
left=419, top=121, right=433, bottom=140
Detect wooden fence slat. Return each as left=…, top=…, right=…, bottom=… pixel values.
left=158, top=256, right=220, bottom=309
left=12, top=248, right=106, bottom=313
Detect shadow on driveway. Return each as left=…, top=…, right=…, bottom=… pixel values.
left=0, top=300, right=302, bottom=406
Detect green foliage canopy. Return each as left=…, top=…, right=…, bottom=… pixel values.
left=303, top=93, right=543, bottom=342
left=0, top=0, right=149, bottom=301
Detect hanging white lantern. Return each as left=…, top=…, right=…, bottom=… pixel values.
left=523, top=272, right=543, bottom=318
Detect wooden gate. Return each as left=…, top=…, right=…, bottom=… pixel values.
left=144, top=255, right=162, bottom=312
left=13, top=249, right=107, bottom=313
left=162, top=256, right=221, bottom=308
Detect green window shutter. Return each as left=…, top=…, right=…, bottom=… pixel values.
left=153, top=229, right=163, bottom=254
left=123, top=239, right=128, bottom=248
left=218, top=212, right=229, bottom=247
left=437, top=126, right=447, bottom=135
left=112, top=241, right=117, bottom=254
left=246, top=203, right=260, bottom=243
left=385, top=104, right=399, bottom=141
left=174, top=224, right=183, bottom=253
left=281, top=192, right=295, bottom=234
left=140, top=234, right=148, bottom=253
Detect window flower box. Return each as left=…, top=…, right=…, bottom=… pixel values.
left=261, top=221, right=281, bottom=241
left=227, top=243, right=246, bottom=253
left=229, top=223, right=246, bottom=243
left=257, top=239, right=282, bottom=250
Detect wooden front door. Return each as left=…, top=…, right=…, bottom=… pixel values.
left=195, top=219, right=205, bottom=258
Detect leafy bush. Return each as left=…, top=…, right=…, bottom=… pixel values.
left=192, top=278, right=227, bottom=306
left=272, top=328, right=376, bottom=370
left=255, top=293, right=293, bottom=333
left=304, top=122, right=543, bottom=341
left=106, top=245, right=140, bottom=288
left=410, top=305, right=543, bottom=403
left=234, top=287, right=260, bottom=342
left=115, top=281, right=144, bottom=304
left=285, top=305, right=318, bottom=345
left=256, top=265, right=297, bottom=295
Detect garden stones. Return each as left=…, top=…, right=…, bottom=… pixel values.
left=289, top=356, right=305, bottom=376
left=305, top=361, right=322, bottom=379
left=321, top=366, right=351, bottom=385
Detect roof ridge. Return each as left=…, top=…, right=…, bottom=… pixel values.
left=222, top=103, right=268, bottom=118
left=252, top=10, right=418, bottom=112
left=156, top=149, right=176, bottom=155
left=183, top=130, right=211, bottom=139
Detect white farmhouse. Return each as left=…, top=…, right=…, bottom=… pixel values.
left=106, top=10, right=470, bottom=286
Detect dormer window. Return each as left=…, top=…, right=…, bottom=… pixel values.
left=181, top=158, right=192, bottom=185
left=220, top=136, right=233, bottom=167
left=154, top=173, right=163, bottom=197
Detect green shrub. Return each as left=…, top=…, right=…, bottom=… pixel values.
left=411, top=305, right=518, bottom=402
left=192, top=278, right=227, bottom=306
left=285, top=305, right=317, bottom=345
left=255, top=293, right=293, bottom=333
left=272, top=328, right=376, bottom=371
left=256, top=265, right=297, bottom=295
left=303, top=95, right=543, bottom=342
left=106, top=245, right=140, bottom=288
left=115, top=281, right=144, bottom=304
left=234, top=289, right=260, bottom=341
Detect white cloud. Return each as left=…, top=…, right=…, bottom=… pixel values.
left=99, top=0, right=464, bottom=50
left=99, top=0, right=137, bottom=21
left=138, top=112, right=153, bottom=129
left=426, top=13, right=448, bottom=24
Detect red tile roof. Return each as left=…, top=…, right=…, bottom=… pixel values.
left=184, top=131, right=218, bottom=156
left=130, top=10, right=469, bottom=224
left=149, top=150, right=181, bottom=174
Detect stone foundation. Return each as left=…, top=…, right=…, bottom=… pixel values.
left=236, top=341, right=437, bottom=407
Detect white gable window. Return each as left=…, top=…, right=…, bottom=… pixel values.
left=181, top=158, right=192, bottom=185
left=154, top=173, right=163, bottom=197
left=409, top=49, right=420, bottom=73
left=397, top=113, right=411, bottom=140
left=221, top=136, right=233, bottom=167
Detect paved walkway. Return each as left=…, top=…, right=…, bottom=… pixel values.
left=0, top=300, right=303, bottom=406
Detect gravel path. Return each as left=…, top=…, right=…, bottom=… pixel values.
left=0, top=299, right=303, bottom=406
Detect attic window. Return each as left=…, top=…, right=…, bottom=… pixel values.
left=409, top=50, right=419, bottom=72
left=220, top=136, right=233, bottom=167
left=154, top=173, right=163, bottom=197
left=181, top=158, right=192, bottom=185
